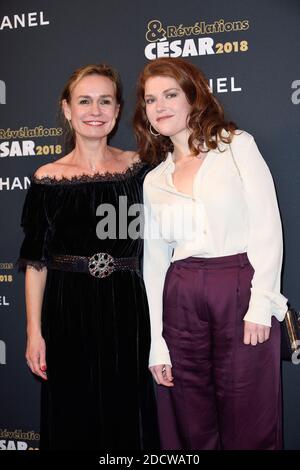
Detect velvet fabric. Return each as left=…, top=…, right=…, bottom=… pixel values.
left=19, top=162, right=159, bottom=450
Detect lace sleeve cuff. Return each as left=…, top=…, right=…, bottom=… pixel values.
left=16, top=258, right=47, bottom=272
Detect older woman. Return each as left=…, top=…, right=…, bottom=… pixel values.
left=19, top=63, right=158, bottom=450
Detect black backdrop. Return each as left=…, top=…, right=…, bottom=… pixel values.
left=0, top=0, right=299, bottom=450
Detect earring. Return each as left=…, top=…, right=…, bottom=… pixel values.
left=149, top=123, right=160, bottom=137
left=68, top=119, right=73, bottom=132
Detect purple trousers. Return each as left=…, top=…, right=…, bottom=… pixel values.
left=157, top=253, right=282, bottom=450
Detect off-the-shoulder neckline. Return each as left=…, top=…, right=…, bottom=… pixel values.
left=31, top=161, right=147, bottom=185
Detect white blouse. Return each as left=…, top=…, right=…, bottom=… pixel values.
left=143, top=130, right=288, bottom=367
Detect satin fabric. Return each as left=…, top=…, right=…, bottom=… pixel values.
left=157, top=253, right=282, bottom=450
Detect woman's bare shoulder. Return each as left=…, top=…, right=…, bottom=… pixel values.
left=34, top=155, right=72, bottom=179
left=111, top=147, right=141, bottom=165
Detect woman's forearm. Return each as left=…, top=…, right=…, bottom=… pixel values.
left=25, top=267, right=47, bottom=335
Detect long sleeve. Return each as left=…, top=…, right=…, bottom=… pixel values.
left=18, top=181, right=50, bottom=271
left=234, top=135, right=287, bottom=326
left=143, top=181, right=173, bottom=366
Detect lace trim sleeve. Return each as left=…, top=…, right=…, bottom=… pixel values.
left=16, top=258, right=48, bottom=272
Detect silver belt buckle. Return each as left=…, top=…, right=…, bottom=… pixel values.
left=88, top=253, right=115, bottom=278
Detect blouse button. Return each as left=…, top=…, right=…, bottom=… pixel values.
left=203, top=229, right=207, bottom=235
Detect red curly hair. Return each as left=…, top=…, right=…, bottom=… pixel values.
left=133, top=57, right=236, bottom=164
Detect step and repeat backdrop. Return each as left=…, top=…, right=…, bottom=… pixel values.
left=0, top=0, right=299, bottom=450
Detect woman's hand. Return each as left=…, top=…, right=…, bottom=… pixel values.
left=149, top=364, right=174, bottom=387
left=243, top=320, right=270, bottom=345
left=26, top=333, right=47, bottom=380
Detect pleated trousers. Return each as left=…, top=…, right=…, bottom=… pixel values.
left=157, top=253, right=282, bottom=450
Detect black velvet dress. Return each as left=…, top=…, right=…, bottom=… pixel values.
left=19, top=162, right=159, bottom=450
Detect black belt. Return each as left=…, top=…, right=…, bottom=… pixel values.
left=49, top=253, right=139, bottom=279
